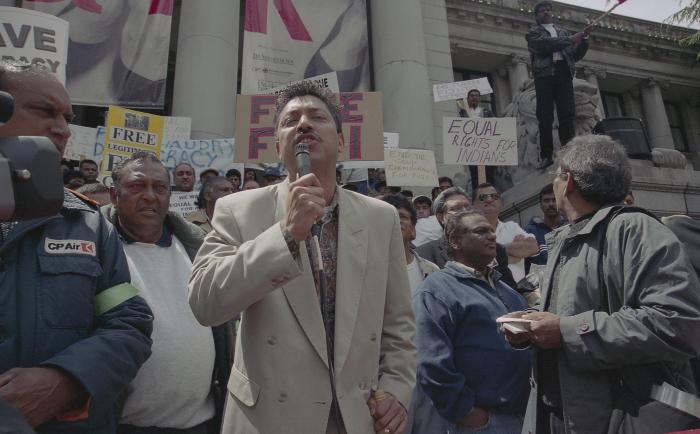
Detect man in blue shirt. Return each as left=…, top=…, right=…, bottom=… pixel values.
left=410, top=210, right=531, bottom=434
left=524, top=184, right=566, bottom=267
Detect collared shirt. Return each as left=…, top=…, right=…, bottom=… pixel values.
left=465, top=106, right=484, bottom=119
left=451, top=260, right=497, bottom=288
left=306, top=187, right=341, bottom=346
left=115, top=218, right=173, bottom=247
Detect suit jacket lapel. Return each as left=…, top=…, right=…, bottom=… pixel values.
left=334, top=190, right=367, bottom=374
left=276, top=181, right=329, bottom=367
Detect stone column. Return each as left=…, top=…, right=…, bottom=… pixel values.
left=640, top=78, right=674, bottom=149
left=370, top=0, right=434, bottom=149
left=492, top=66, right=512, bottom=116
left=583, top=66, right=605, bottom=120
left=507, top=54, right=530, bottom=97
left=171, top=0, right=239, bottom=139
left=681, top=98, right=700, bottom=152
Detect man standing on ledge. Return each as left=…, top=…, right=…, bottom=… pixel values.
left=188, top=82, right=415, bottom=434
left=527, top=0, right=592, bottom=169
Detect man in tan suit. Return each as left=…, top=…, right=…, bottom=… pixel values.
left=188, top=82, right=416, bottom=434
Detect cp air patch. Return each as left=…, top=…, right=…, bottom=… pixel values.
left=44, top=238, right=96, bottom=256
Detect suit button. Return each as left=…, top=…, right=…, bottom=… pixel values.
left=278, top=392, right=287, bottom=402
left=370, top=333, right=377, bottom=341
left=267, top=336, right=277, bottom=345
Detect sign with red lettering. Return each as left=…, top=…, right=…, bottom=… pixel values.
left=234, top=92, right=384, bottom=163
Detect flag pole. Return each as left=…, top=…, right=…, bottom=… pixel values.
left=590, top=1, right=626, bottom=27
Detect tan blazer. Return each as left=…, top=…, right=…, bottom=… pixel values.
left=188, top=181, right=416, bottom=434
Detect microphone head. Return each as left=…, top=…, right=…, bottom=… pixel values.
left=294, top=142, right=310, bottom=156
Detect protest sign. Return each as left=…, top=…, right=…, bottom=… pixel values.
left=383, top=132, right=399, bottom=149
left=163, top=116, right=192, bottom=141
left=433, top=77, right=493, bottom=103
left=442, top=117, right=518, bottom=166
left=169, top=191, right=199, bottom=217
left=261, top=72, right=340, bottom=95
left=161, top=138, right=236, bottom=182
left=64, top=125, right=97, bottom=161
left=0, top=7, right=69, bottom=84
left=101, top=106, right=164, bottom=178
left=385, top=148, right=438, bottom=187
left=234, top=92, right=384, bottom=163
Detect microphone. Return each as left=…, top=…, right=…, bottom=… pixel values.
left=294, top=142, right=311, bottom=177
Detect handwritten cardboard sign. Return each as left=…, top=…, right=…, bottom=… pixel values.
left=442, top=117, right=518, bottom=166
left=169, top=191, right=199, bottom=216
left=385, top=148, right=438, bottom=187
left=65, top=124, right=98, bottom=161
left=234, top=92, right=384, bottom=163
left=433, top=77, right=493, bottom=103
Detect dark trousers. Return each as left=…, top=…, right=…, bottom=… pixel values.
left=535, top=62, right=576, bottom=160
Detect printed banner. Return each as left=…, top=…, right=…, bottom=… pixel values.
left=0, top=7, right=68, bottom=84
left=64, top=124, right=98, bottom=161
left=241, top=0, right=369, bottom=93
left=433, top=77, right=493, bottom=103
left=169, top=191, right=199, bottom=217
left=385, top=148, right=438, bottom=187
left=23, top=0, right=173, bottom=108
left=161, top=138, right=237, bottom=183
left=102, top=106, right=165, bottom=178
left=261, top=72, right=340, bottom=95
left=234, top=92, right=384, bottom=163
left=442, top=117, right=518, bottom=166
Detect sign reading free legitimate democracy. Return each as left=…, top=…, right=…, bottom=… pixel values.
left=235, top=92, right=384, bottom=163
left=103, top=106, right=164, bottom=178
left=442, top=117, right=518, bottom=166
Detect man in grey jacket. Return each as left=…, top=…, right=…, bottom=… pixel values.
left=504, top=135, right=700, bottom=433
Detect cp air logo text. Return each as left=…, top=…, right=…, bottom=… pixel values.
left=44, top=238, right=96, bottom=256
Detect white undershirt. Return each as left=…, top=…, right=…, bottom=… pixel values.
left=120, top=236, right=216, bottom=429
left=542, top=23, right=564, bottom=62
left=407, top=257, right=425, bottom=297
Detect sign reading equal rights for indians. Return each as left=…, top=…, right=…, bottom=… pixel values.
left=102, top=106, right=164, bottom=178
left=234, top=92, right=384, bottom=164
left=442, top=117, right=518, bottom=166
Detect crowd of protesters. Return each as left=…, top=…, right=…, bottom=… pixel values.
left=3, top=26, right=700, bottom=434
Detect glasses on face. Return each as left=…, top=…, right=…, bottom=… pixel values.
left=477, top=193, right=500, bottom=202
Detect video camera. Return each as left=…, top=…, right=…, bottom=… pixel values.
left=0, top=90, right=64, bottom=222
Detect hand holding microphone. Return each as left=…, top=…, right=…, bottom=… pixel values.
left=283, top=143, right=326, bottom=243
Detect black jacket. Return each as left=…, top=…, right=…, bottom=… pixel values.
left=526, top=23, right=588, bottom=80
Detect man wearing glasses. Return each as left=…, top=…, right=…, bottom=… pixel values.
left=474, top=183, right=538, bottom=283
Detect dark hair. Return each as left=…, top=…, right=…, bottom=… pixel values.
left=79, top=159, right=98, bottom=169
left=438, top=176, right=453, bottom=186
left=375, top=181, right=387, bottom=190
left=444, top=209, right=486, bottom=256
left=76, top=182, right=109, bottom=195
left=554, top=135, right=631, bottom=206
left=467, top=89, right=481, bottom=98
left=379, top=194, right=417, bottom=225
left=473, top=182, right=497, bottom=202
left=274, top=81, right=342, bottom=133
left=534, top=1, right=553, bottom=16
left=413, top=195, right=432, bottom=207
left=225, top=168, right=241, bottom=179
left=63, top=170, right=85, bottom=184
left=174, top=162, right=194, bottom=173
left=112, top=151, right=165, bottom=188
left=539, top=183, right=554, bottom=201
left=400, top=190, right=413, bottom=198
